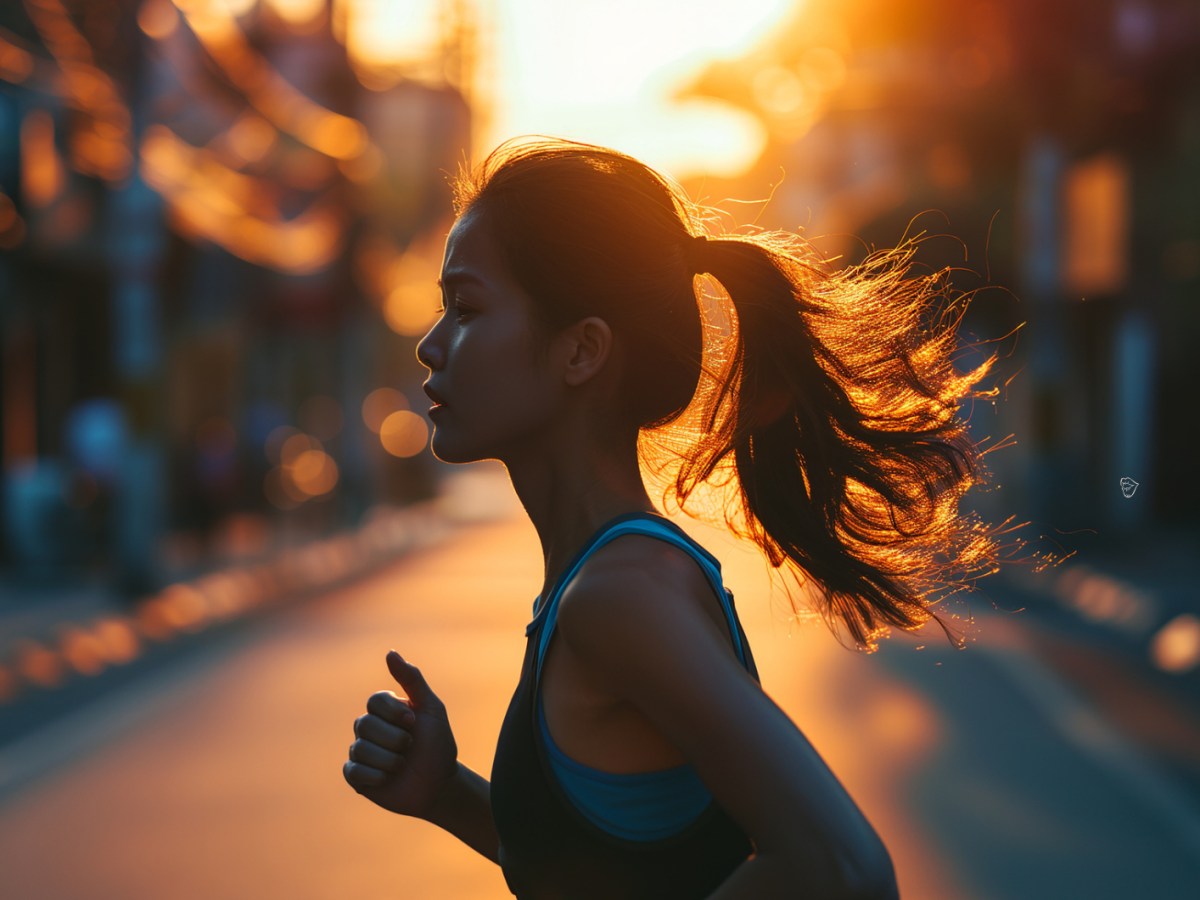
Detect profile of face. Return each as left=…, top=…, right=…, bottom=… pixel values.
left=416, top=210, right=567, bottom=465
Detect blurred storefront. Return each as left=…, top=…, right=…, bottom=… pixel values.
left=0, top=0, right=474, bottom=593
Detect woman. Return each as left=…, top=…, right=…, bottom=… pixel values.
left=344, top=137, right=1003, bottom=898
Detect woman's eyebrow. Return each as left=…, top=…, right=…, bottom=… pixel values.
left=436, top=271, right=488, bottom=290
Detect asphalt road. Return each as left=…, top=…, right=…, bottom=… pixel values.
left=2, top=500, right=1198, bottom=899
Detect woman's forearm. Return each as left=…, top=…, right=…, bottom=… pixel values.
left=419, top=761, right=501, bottom=864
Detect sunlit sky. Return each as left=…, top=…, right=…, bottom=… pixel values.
left=484, top=0, right=794, bottom=179
left=175, top=0, right=800, bottom=177
left=316, top=0, right=797, bottom=180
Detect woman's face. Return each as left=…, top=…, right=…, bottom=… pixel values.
left=416, top=211, right=565, bottom=464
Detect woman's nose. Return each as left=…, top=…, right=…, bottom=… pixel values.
left=415, top=326, right=443, bottom=371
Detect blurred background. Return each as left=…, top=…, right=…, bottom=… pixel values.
left=1, top=1, right=1199, bottom=898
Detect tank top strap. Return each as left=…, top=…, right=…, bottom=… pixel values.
left=530, top=514, right=748, bottom=682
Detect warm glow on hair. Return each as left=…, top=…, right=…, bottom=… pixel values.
left=450, top=136, right=1036, bottom=652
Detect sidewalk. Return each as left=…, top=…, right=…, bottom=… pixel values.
left=0, top=464, right=518, bottom=734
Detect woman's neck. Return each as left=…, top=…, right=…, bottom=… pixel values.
left=502, top=440, right=656, bottom=600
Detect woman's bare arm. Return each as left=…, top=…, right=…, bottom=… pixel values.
left=556, top=540, right=899, bottom=898
left=420, top=761, right=501, bottom=864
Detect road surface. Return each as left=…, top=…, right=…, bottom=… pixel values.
left=2, top=497, right=1198, bottom=898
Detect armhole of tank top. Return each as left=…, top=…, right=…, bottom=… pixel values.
left=533, top=519, right=749, bottom=686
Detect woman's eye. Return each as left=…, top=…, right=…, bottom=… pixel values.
left=435, top=299, right=468, bottom=313
left=435, top=306, right=473, bottom=324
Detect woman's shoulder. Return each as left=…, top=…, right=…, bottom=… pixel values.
left=560, top=531, right=734, bottom=653
left=577, top=526, right=714, bottom=590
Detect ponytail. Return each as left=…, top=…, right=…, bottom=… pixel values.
left=646, top=232, right=1005, bottom=652
left=454, top=136, right=1018, bottom=653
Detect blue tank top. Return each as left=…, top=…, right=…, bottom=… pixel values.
left=529, top=516, right=752, bottom=842
left=490, top=511, right=760, bottom=899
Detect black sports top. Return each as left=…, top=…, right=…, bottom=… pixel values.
left=490, top=512, right=760, bottom=899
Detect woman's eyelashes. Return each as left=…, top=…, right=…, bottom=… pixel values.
left=435, top=297, right=475, bottom=322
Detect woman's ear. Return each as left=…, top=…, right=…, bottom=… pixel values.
left=556, top=316, right=614, bottom=388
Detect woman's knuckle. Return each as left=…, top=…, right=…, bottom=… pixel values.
left=381, top=726, right=402, bottom=750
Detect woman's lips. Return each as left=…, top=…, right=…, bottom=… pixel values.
left=422, top=383, right=449, bottom=406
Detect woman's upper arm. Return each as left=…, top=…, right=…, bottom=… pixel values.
left=555, top=547, right=892, bottom=888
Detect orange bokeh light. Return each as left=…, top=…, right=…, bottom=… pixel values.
left=0, top=35, right=35, bottom=84
left=379, top=410, right=428, bottom=458
left=286, top=448, right=339, bottom=497
left=138, top=0, right=181, bottom=40
left=59, top=626, right=107, bottom=677
left=362, top=387, right=408, bottom=433
left=14, top=639, right=65, bottom=688
left=20, top=109, right=65, bottom=207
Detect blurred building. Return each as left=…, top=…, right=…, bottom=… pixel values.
left=685, top=0, right=1200, bottom=540
left=0, top=0, right=474, bottom=592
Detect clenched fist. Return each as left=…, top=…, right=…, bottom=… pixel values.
left=344, top=650, right=460, bottom=820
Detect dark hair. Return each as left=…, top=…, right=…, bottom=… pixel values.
left=450, top=136, right=1015, bottom=652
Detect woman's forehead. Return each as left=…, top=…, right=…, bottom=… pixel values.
left=442, top=210, right=494, bottom=268
left=440, top=213, right=519, bottom=298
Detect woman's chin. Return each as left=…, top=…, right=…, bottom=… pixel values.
left=429, top=435, right=484, bottom=465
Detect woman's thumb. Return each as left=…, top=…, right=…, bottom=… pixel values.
left=386, top=650, right=429, bottom=700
